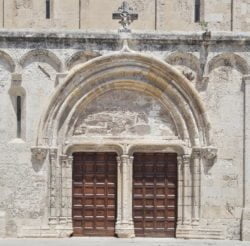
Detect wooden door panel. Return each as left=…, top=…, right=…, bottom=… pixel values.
left=72, top=152, right=117, bottom=237
left=133, top=153, right=177, bottom=238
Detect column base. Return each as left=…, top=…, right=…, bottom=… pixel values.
left=115, top=222, right=135, bottom=238
left=242, top=208, right=250, bottom=241
left=176, top=224, right=224, bottom=240
left=18, top=226, right=73, bottom=238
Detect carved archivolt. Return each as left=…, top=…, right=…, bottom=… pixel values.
left=35, top=52, right=212, bottom=151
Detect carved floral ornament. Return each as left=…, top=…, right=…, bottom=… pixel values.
left=31, top=146, right=48, bottom=161
left=201, top=146, right=218, bottom=160
left=192, top=146, right=218, bottom=160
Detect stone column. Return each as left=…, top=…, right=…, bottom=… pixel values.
left=242, top=75, right=250, bottom=241
left=192, top=148, right=201, bottom=226
left=59, top=155, right=73, bottom=228
left=66, top=156, right=73, bottom=226
left=116, top=156, right=122, bottom=231
left=182, top=155, right=192, bottom=226
left=177, top=156, right=184, bottom=226
left=59, top=155, right=67, bottom=224
left=115, top=155, right=135, bottom=238
left=48, top=148, right=58, bottom=225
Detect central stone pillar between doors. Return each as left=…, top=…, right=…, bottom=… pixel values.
left=115, top=155, right=135, bottom=238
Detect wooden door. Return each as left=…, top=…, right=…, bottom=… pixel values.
left=133, top=153, right=178, bottom=237
left=72, top=152, right=117, bottom=237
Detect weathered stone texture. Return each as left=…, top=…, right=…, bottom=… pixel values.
left=0, top=0, right=249, bottom=31
left=0, top=31, right=249, bottom=240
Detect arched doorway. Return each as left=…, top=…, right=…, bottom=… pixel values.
left=31, top=52, right=217, bottom=238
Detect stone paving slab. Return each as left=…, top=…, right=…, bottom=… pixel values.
left=0, top=238, right=249, bottom=246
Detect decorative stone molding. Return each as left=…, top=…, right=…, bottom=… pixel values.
left=201, top=146, right=217, bottom=160
left=49, top=147, right=58, bottom=159
left=55, top=73, right=67, bottom=87
left=11, top=73, right=22, bottom=87
left=31, top=146, right=48, bottom=161
left=36, top=53, right=211, bottom=148
left=48, top=147, right=58, bottom=225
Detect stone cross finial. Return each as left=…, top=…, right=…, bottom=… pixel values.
left=112, top=1, right=138, bottom=33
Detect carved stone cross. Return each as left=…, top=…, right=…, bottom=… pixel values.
left=112, top=1, right=138, bottom=32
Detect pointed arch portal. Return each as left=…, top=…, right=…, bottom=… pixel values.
left=31, top=52, right=219, bottom=238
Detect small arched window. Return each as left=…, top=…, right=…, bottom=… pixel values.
left=195, top=0, right=201, bottom=22
left=46, top=0, right=51, bottom=19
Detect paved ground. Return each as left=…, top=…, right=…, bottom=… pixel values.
left=0, top=238, right=249, bottom=246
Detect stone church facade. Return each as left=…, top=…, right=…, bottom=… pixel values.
left=0, top=0, right=250, bottom=241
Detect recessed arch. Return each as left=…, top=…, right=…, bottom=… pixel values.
left=66, top=50, right=101, bottom=71
left=36, top=52, right=211, bottom=150
left=20, top=49, right=63, bottom=72
left=0, top=50, right=16, bottom=72
left=206, top=53, right=249, bottom=75
left=165, top=51, right=202, bottom=80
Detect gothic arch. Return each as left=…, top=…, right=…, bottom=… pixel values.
left=0, top=50, right=16, bottom=72
left=35, top=52, right=211, bottom=151
left=206, top=53, right=249, bottom=75
left=19, top=49, right=63, bottom=72
left=66, top=50, right=101, bottom=70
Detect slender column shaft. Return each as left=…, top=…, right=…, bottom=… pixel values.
left=192, top=150, right=201, bottom=225
left=177, top=156, right=183, bottom=225
left=115, top=155, right=135, bottom=238
left=67, top=156, right=73, bottom=225
left=116, top=156, right=122, bottom=226
left=56, top=154, right=62, bottom=221
left=59, top=155, right=68, bottom=223
left=183, top=155, right=191, bottom=225
left=49, top=148, right=57, bottom=225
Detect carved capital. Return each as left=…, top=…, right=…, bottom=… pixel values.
left=31, top=146, right=48, bottom=161
left=68, top=156, right=74, bottom=166
left=121, top=154, right=130, bottom=164
left=117, top=156, right=122, bottom=167
left=60, top=155, right=69, bottom=168
left=177, top=156, right=183, bottom=166
left=182, top=155, right=191, bottom=164
left=192, top=147, right=202, bottom=159
left=243, top=75, right=250, bottom=85
left=11, top=73, right=22, bottom=87
left=201, top=146, right=218, bottom=160
left=49, top=148, right=58, bottom=160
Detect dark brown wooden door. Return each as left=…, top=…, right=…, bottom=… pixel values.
left=133, top=153, right=177, bottom=237
left=72, top=152, right=117, bottom=237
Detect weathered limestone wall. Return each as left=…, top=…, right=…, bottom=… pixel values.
left=0, top=30, right=249, bottom=240
left=204, top=0, right=232, bottom=31
left=234, top=0, right=250, bottom=32
left=0, top=0, right=249, bottom=31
